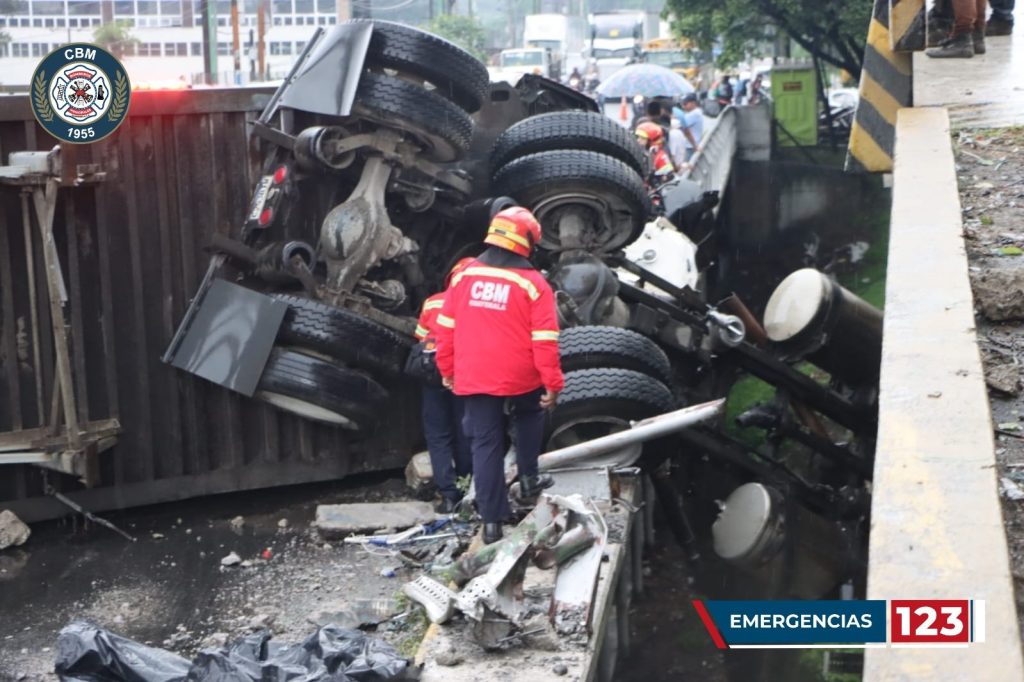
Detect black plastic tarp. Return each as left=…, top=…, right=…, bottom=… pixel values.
left=55, top=621, right=412, bottom=682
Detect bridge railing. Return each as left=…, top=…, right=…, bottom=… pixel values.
left=683, top=105, right=739, bottom=208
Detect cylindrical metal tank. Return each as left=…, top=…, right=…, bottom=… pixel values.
left=762, top=268, right=883, bottom=386
left=711, top=482, right=847, bottom=599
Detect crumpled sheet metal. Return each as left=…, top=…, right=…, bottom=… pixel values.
left=54, top=620, right=411, bottom=682
left=549, top=494, right=609, bottom=637
left=450, top=493, right=606, bottom=636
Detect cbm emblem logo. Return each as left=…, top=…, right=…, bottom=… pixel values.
left=31, top=43, right=130, bottom=144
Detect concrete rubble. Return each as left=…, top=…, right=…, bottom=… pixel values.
left=972, top=268, right=1024, bottom=321
left=0, top=510, right=31, bottom=550
left=314, top=501, right=437, bottom=538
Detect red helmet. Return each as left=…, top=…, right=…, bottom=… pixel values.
left=444, top=256, right=475, bottom=288
left=484, top=207, right=541, bottom=258
left=634, top=121, right=664, bottom=145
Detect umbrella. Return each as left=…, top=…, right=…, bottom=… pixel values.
left=596, top=63, right=695, bottom=99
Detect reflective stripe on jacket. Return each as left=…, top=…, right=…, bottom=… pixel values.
left=414, top=292, right=445, bottom=341
left=435, top=260, right=564, bottom=396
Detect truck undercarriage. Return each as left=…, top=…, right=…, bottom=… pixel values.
left=163, top=20, right=881, bottom=602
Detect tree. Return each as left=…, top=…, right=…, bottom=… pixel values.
left=664, top=0, right=872, bottom=79
left=93, top=20, right=139, bottom=60
left=427, top=14, right=488, bottom=63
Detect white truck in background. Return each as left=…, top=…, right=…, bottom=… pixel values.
left=489, top=47, right=554, bottom=84
left=523, top=13, right=587, bottom=81
left=588, top=11, right=661, bottom=82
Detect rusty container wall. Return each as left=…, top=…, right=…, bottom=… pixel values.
left=0, top=90, right=421, bottom=521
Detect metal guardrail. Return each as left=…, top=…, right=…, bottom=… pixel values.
left=683, top=105, right=739, bottom=213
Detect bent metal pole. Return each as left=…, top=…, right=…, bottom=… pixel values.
left=538, top=399, right=726, bottom=472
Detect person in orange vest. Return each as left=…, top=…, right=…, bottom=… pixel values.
left=434, top=207, right=564, bottom=544
left=635, top=121, right=676, bottom=187
left=414, top=258, right=475, bottom=514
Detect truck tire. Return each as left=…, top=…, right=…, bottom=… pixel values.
left=271, top=294, right=413, bottom=376
left=548, top=368, right=676, bottom=448
left=490, top=111, right=649, bottom=177
left=492, top=150, right=652, bottom=253
left=353, top=72, right=472, bottom=162
left=559, top=326, right=672, bottom=385
left=255, top=348, right=388, bottom=430
left=552, top=368, right=675, bottom=427
left=349, top=19, right=489, bottom=113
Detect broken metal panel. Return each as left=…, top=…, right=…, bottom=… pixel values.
left=546, top=467, right=613, bottom=501
left=551, top=494, right=609, bottom=637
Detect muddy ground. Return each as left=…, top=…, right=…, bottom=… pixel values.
left=0, top=474, right=435, bottom=680
left=956, top=125, right=1024, bottom=637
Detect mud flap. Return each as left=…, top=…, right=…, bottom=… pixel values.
left=164, top=280, right=286, bottom=397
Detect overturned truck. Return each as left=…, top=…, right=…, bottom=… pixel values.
left=163, top=21, right=882, bottom=601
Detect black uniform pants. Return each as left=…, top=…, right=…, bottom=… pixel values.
left=421, top=384, right=472, bottom=501
left=462, top=388, right=546, bottom=523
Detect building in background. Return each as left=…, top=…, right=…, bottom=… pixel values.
left=0, top=0, right=347, bottom=86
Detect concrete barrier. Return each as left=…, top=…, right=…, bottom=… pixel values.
left=865, top=107, right=1023, bottom=680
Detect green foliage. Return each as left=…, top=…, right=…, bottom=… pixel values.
left=92, top=20, right=139, bottom=59
left=663, top=0, right=873, bottom=78
left=426, top=14, right=488, bottom=63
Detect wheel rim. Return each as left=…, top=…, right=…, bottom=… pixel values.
left=256, top=391, right=359, bottom=429
left=547, top=415, right=642, bottom=467
left=532, top=192, right=638, bottom=253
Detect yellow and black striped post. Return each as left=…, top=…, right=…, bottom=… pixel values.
left=890, top=0, right=926, bottom=52
left=845, top=0, right=913, bottom=173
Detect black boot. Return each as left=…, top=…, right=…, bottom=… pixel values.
left=986, top=16, right=1014, bottom=36
left=973, top=29, right=986, bottom=54
left=519, top=474, right=554, bottom=498
left=926, top=32, right=974, bottom=58
left=927, top=8, right=953, bottom=46
left=435, top=496, right=460, bottom=514
left=483, top=522, right=503, bottom=544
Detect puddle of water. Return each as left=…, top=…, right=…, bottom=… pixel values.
left=0, top=472, right=407, bottom=676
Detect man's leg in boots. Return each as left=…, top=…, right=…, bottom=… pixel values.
left=462, top=394, right=510, bottom=544
left=988, top=0, right=1015, bottom=35
left=422, top=384, right=463, bottom=512
left=509, top=388, right=552, bottom=500
left=927, top=0, right=979, bottom=57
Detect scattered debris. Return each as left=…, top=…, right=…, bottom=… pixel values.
left=277, top=518, right=289, bottom=529
left=405, top=451, right=435, bottom=497
left=1001, top=477, right=1024, bottom=501
left=983, top=348, right=1021, bottom=395
left=403, top=576, right=457, bottom=624
left=972, top=269, right=1024, bottom=321
left=0, top=510, right=30, bottom=550
left=49, top=491, right=137, bottom=542
left=220, top=552, right=242, bottom=567
left=307, top=597, right=401, bottom=629
left=247, top=613, right=274, bottom=630
left=403, top=494, right=608, bottom=652
left=229, top=515, right=245, bottom=532
left=314, top=501, right=437, bottom=538
left=434, top=645, right=463, bottom=667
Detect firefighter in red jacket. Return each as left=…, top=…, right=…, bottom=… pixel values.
left=415, top=258, right=474, bottom=514
left=435, top=207, right=564, bottom=544
left=635, top=121, right=676, bottom=187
